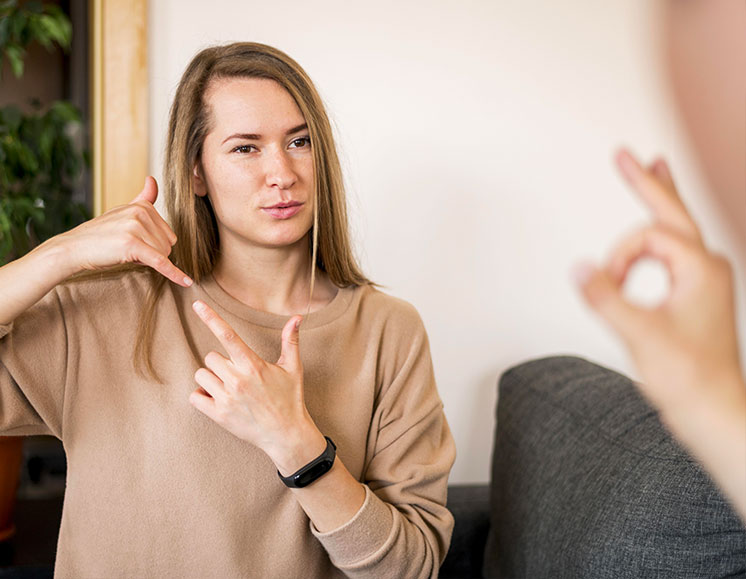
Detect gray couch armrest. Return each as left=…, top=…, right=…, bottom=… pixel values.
left=484, top=355, right=746, bottom=579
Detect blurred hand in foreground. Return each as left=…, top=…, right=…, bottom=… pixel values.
left=575, top=149, right=746, bottom=522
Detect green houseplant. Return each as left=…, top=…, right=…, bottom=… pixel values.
left=0, top=0, right=89, bottom=263
left=0, top=0, right=88, bottom=551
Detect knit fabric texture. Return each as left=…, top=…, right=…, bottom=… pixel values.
left=484, top=355, right=746, bottom=579
left=0, top=270, right=455, bottom=579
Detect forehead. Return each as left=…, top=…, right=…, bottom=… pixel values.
left=204, top=77, right=305, bottom=133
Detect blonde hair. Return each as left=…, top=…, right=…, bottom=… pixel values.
left=134, top=42, right=370, bottom=381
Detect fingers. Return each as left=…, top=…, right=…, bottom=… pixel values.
left=576, top=222, right=711, bottom=349
left=127, top=178, right=178, bottom=248
left=649, top=157, right=676, bottom=193
left=131, top=240, right=193, bottom=287
left=189, top=387, right=217, bottom=418
left=574, top=261, right=649, bottom=343
left=606, top=225, right=703, bottom=289
left=192, top=301, right=263, bottom=369
left=135, top=207, right=177, bottom=255
left=131, top=176, right=159, bottom=205
left=277, top=316, right=303, bottom=371
left=124, top=177, right=188, bottom=285
left=615, top=150, right=702, bottom=243
left=194, top=367, right=225, bottom=401
left=125, top=215, right=172, bottom=258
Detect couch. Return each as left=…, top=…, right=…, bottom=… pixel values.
left=440, top=356, right=746, bottom=578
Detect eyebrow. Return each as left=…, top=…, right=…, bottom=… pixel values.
left=221, top=123, right=308, bottom=145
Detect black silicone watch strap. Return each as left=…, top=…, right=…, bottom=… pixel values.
left=277, top=436, right=337, bottom=488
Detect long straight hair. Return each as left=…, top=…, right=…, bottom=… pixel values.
left=133, top=42, right=371, bottom=381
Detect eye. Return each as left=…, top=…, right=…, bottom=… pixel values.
left=289, top=136, right=311, bottom=149
left=231, top=144, right=257, bottom=154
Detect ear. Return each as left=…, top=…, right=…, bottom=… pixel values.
left=192, top=163, right=207, bottom=197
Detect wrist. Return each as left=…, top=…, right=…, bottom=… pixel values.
left=660, top=372, right=746, bottom=437
left=271, top=425, right=328, bottom=477
left=31, top=236, right=80, bottom=281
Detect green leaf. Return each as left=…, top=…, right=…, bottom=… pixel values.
left=38, top=13, right=70, bottom=50
left=16, top=142, right=38, bottom=173
left=0, top=105, right=22, bottom=132
left=0, top=13, right=10, bottom=47
left=41, top=6, right=71, bottom=48
left=28, top=16, right=52, bottom=50
left=50, top=100, right=80, bottom=123
left=9, top=10, right=26, bottom=42
left=5, top=44, right=24, bottom=78
left=0, top=210, right=13, bottom=263
left=38, top=124, right=53, bottom=162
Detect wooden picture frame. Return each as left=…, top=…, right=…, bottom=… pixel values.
left=90, top=0, right=149, bottom=216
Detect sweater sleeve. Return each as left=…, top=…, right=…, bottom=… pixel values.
left=0, top=287, right=69, bottom=438
left=312, top=302, right=456, bottom=578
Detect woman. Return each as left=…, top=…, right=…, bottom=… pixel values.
left=0, top=43, right=455, bottom=578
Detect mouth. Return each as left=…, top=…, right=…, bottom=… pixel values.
left=261, top=201, right=304, bottom=220
left=264, top=201, right=303, bottom=210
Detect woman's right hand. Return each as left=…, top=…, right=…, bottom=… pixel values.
left=52, top=176, right=193, bottom=287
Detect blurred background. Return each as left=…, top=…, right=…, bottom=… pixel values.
left=1, top=0, right=744, bottom=569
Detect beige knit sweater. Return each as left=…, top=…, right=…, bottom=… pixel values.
left=0, top=270, right=455, bottom=578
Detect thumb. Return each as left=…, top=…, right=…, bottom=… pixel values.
left=573, top=261, right=649, bottom=344
left=277, top=315, right=303, bottom=371
left=131, top=176, right=158, bottom=205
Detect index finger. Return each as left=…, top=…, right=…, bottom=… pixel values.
left=133, top=241, right=193, bottom=287
left=192, top=300, right=263, bottom=369
left=615, top=150, right=702, bottom=244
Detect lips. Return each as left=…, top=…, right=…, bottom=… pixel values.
left=261, top=201, right=304, bottom=219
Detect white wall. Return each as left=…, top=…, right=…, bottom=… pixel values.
left=149, top=0, right=746, bottom=484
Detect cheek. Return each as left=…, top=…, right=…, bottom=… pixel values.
left=204, top=159, right=261, bottom=200
left=663, top=0, right=746, bottom=240
left=297, top=154, right=315, bottom=186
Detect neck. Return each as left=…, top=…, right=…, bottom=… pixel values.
left=212, top=234, right=332, bottom=316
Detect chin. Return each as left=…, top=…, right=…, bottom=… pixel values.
left=260, top=228, right=312, bottom=249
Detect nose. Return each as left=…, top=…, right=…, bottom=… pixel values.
left=264, top=149, right=298, bottom=190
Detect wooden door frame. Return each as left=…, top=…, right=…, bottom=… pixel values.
left=90, top=0, right=149, bottom=216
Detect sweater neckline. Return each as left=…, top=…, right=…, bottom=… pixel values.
left=196, top=273, right=355, bottom=330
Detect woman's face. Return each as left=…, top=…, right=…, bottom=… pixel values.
left=194, top=77, right=315, bottom=251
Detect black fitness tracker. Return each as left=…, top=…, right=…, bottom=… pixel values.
left=277, top=436, right=337, bottom=488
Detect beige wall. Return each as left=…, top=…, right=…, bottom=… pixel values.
left=148, top=0, right=746, bottom=484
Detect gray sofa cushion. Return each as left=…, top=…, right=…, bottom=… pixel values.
left=484, top=356, right=746, bottom=579
left=440, top=484, right=490, bottom=578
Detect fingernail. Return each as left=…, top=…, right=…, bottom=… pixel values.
left=183, top=276, right=193, bottom=287
left=192, top=300, right=205, bottom=312
left=615, top=149, right=634, bottom=173
left=653, top=158, right=670, bottom=178
left=295, top=317, right=302, bottom=330
left=572, top=262, right=595, bottom=286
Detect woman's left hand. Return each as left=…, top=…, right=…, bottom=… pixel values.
left=189, top=300, right=326, bottom=475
